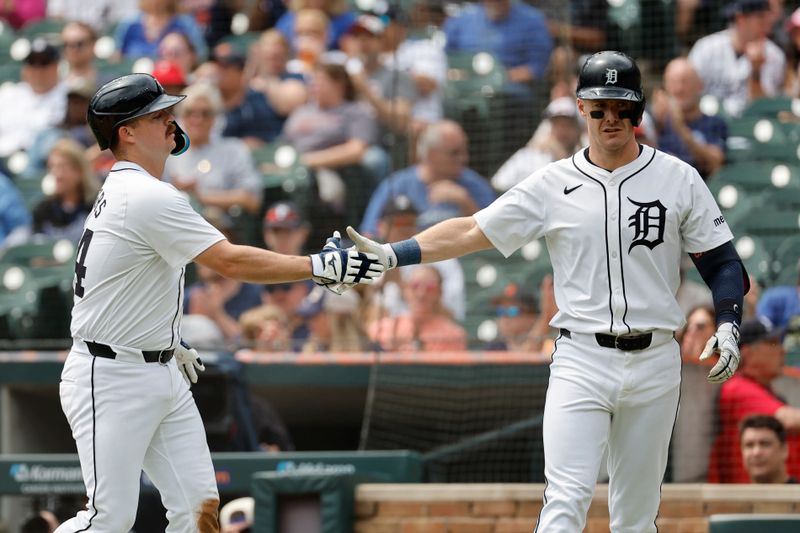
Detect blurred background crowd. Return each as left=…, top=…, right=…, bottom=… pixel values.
left=2, top=0, right=800, bottom=530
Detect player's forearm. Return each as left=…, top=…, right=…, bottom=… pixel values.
left=415, top=216, right=493, bottom=264
left=195, top=241, right=311, bottom=284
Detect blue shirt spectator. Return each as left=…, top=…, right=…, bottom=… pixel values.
left=115, top=14, right=207, bottom=61
left=444, top=0, right=553, bottom=82
left=276, top=9, right=356, bottom=50
left=360, top=166, right=495, bottom=236
left=657, top=114, right=728, bottom=178
left=222, top=87, right=285, bottom=143
left=757, top=285, right=800, bottom=330
left=0, top=173, right=32, bottom=247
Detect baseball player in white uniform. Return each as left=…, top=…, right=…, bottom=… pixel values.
left=55, top=74, right=382, bottom=532
left=347, top=51, right=748, bottom=532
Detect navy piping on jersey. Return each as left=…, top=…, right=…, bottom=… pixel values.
left=76, top=357, right=99, bottom=531
left=107, top=166, right=145, bottom=174
left=617, top=149, right=656, bottom=334
left=168, top=267, right=184, bottom=348
left=571, top=155, right=614, bottom=333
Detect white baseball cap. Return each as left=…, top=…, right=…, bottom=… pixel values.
left=544, top=97, right=579, bottom=119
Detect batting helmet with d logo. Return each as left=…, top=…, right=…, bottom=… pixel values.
left=576, top=51, right=645, bottom=126
left=87, top=73, right=189, bottom=155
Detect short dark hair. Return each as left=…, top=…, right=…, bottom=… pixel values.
left=740, top=414, right=786, bottom=445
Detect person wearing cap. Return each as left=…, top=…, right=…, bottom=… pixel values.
left=151, top=58, right=188, bottom=95
left=344, top=14, right=417, bottom=136
left=164, top=82, right=263, bottom=215
left=756, top=259, right=800, bottom=330
left=61, top=21, right=99, bottom=88
left=0, top=38, right=67, bottom=158
left=708, top=318, right=800, bottom=483
left=739, top=414, right=799, bottom=484
left=688, top=0, right=785, bottom=117
left=651, top=58, right=727, bottom=179
left=213, top=43, right=287, bottom=147
left=485, top=278, right=557, bottom=355
left=359, top=120, right=495, bottom=237
left=490, top=96, right=583, bottom=192
left=263, top=201, right=310, bottom=255
left=296, top=284, right=367, bottom=352
left=157, top=31, right=198, bottom=85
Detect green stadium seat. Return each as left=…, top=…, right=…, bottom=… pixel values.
left=741, top=96, right=795, bottom=119
left=0, top=63, right=21, bottom=84
left=216, top=31, right=261, bottom=56
left=708, top=514, right=800, bottom=533
left=725, top=117, right=800, bottom=162
left=0, top=264, right=43, bottom=340
left=0, top=236, right=75, bottom=268
left=18, top=18, right=67, bottom=39
left=251, top=143, right=312, bottom=207
left=710, top=161, right=800, bottom=192
left=771, top=234, right=800, bottom=286
left=0, top=21, right=17, bottom=63
left=732, top=234, right=773, bottom=285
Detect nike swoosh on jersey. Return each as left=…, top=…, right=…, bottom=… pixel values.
left=564, top=184, right=583, bottom=195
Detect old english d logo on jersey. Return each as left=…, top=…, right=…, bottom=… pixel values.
left=627, top=198, right=666, bottom=253
left=605, top=68, right=617, bottom=85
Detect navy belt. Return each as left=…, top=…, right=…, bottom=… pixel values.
left=85, top=341, right=175, bottom=364
left=560, top=329, right=653, bottom=351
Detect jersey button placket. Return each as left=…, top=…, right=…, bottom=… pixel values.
left=607, top=180, right=625, bottom=330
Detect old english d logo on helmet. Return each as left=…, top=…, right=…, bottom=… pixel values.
left=87, top=73, right=189, bottom=155
left=577, top=51, right=645, bottom=126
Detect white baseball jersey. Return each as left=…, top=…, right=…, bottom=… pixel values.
left=70, top=161, right=225, bottom=350
left=688, top=30, right=785, bottom=117
left=474, top=144, right=733, bottom=335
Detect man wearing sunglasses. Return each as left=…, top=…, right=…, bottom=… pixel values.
left=347, top=51, right=748, bottom=532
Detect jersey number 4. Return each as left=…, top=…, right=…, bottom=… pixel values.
left=74, top=228, right=94, bottom=298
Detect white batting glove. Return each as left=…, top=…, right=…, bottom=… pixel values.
left=310, top=231, right=384, bottom=292
left=699, top=322, right=741, bottom=384
left=175, top=340, right=205, bottom=386
left=346, top=226, right=397, bottom=270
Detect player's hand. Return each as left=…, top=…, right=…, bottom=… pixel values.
left=175, top=340, right=205, bottom=386
left=310, top=231, right=384, bottom=292
left=699, top=322, right=741, bottom=384
left=346, top=226, right=397, bottom=270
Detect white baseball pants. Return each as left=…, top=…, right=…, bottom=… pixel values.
left=55, top=348, right=219, bottom=533
left=535, top=332, right=681, bottom=533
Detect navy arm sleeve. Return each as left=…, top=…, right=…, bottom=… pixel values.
left=689, top=241, right=750, bottom=326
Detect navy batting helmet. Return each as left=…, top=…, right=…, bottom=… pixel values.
left=87, top=73, right=189, bottom=154
left=576, top=51, right=645, bottom=126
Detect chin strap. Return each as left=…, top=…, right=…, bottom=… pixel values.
left=171, top=121, right=190, bottom=155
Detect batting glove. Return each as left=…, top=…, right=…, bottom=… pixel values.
left=310, top=231, right=384, bottom=293
left=699, top=322, right=741, bottom=384
left=175, top=340, right=205, bottom=386
left=346, top=226, right=397, bottom=270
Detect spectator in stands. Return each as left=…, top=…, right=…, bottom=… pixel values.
left=0, top=173, right=31, bottom=248
left=443, top=0, right=553, bottom=89
left=248, top=30, right=307, bottom=119
left=758, top=259, right=800, bottom=329
left=114, top=0, right=207, bottom=61
left=213, top=44, right=286, bottom=147
left=276, top=0, right=356, bottom=51
left=164, top=82, right=263, bottom=216
left=345, top=14, right=417, bottom=138
left=367, top=195, right=466, bottom=321
left=263, top=201, right=311, bottom=255
left=288, top=8, right=332, bottom=77
left=0, top=0, right=44, bottom=30
left=20, top=511, right=57, bottom=533
left=368, top=265, right=467, bottom=351
left=708, top=318, right=800, bottom=483
left=157, top=30, right=199, bottom=82
left=740, top=414, right=798, bottom=483
left=281, top=61, right=380, bottom=204
left=239, top=304, right=291, bottom=351
left=151, top=58, right=188, bottom=95
left=262, top=281, right=311, bottom=350
left=25, top=77, right=95, bottom=177
left=651, top=58, right=727, bottom=179
left=491, top=96, right=583, bottom=192
left=47, top=0, right=138, bottom=33
left=32, top=139, right=100, bottom=243
left=359, top=120, right=495, bottom=237
left=783, top=7, right=800, bottom=96
left=297, top=285, right=367, bottom=352
left=0, top=39, right=66, bottom=158
left=679, top=304, right=716, bottom=362
left=486, top=278, right=557, bottom=355
left=60, top=22, right=99, bottom=88
left=184, top=263, right=263, bottom=345
left=688, top=0, right=785, bottom=117
left=383, top=3, right=447, bottom=134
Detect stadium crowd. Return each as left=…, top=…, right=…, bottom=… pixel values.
left=2, top=0, right=800, bottom=527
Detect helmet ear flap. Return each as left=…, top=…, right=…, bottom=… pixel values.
left=171, top=121, right=190, bottom=155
